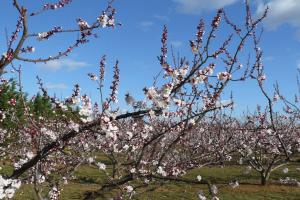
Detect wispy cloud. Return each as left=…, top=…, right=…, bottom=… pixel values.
left=173, top=0, right=238, bottom=14
left=153, top=14, right=170, bottom=22
left=216, top=100, right=233, bottom=108
left=264, top=56, right=274, bottom=62
left=46, top=83, right=68, bottom=90
left=256, top=0, right=300, bottom=40
left=171, top=40, right=183, bottom=48
left=139, top=21, right=154, bottom=31
left=40, top=59, right=88, bottom=72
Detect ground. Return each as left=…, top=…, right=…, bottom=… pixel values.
left=5, top=162, right=300, bottom=200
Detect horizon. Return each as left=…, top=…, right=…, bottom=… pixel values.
left=0, top=0, right=299, bottom=114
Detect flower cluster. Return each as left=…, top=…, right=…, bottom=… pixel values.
left=108, top=61, right=120, bottom=103
left=157, top=166, right=167, bottom=177
left=48, top=186, right=61, bottom=200
left=190, top=40, right=199, bottom=54
left=190, top=19, right=205, bottom=55
left=198, top=190, right=207, bottom=200
left=77, top=18, right=90, bottom=31
left=0, top=176, right=21, bottom=199
left=65, top=84, right=80, bottom=105
left=97, top=11, right=115, bottom=28
left=212, top=9, right=222, bottom=28
left=41, top=127, right=57, bottom=141
left=0, top=111, right=5, bottom=122
left=144, top=83, right=173, bottom=109
left=159, top=25, right=168, bottom=66
left=124, top=185, right=134, bottom=193
left=2, top=49, right=14, bottom=62
left=87, top=73, right=98, bottom=81
left=99, top=55, right=106, bottom=81
left=279, top=177, right=300, bottom=186
left=79, top=95, right=94, bottom=122
left=96, top=162, right=106, bottom=170
left=196, top=19, right=205, bottom=46
left=229, top=180, right=239, bottom=189
left=37, top=27, right=63, bottom=41
left=7, top=98, right=16, bottom=106
left=217, top=72, right=231, bottom=81
left=100, top=115, right=119, bottom=141
left=190, top=63, right=215, bottom=85
left=258, top=74, right=266, bottom=83
left=43, top=0, right=72, bottom=11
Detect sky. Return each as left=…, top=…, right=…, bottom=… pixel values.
left=0, top=0, right=299, bottom=112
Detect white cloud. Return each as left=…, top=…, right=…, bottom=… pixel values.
left=40, top=59, right=88, bottom=71
left=173, top=0, right=238, bottom=14
left=297, top=60, right=300, bottom=70
left=140, top=21, right=154, bottom=31
left=171, top=40, right=183, bottom=48
left=256, top=0, right=300, bottom=39
left=46, top=83, right=68, bottom=90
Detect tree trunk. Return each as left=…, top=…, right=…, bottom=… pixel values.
left=260, top=172, right=270, bottom=186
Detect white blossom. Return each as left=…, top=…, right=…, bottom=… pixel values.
left=282, top=167, right=289, bottom=174
left=48, top=186, right=60, bottom=200
left=157, top=166, right=167, bottom=177
left=69, top=122, right=79, bottom=132
left=229, top=180, right=239, bottom=189
left=211, top=185, right=218, bottom=195
left=125, top=185, right=134, bottom=193
left=0, top=176, right=21, bottom=199
left=96, top=162, right=106, bottom=170
left=197, top=175, right=202, bottom=182
left=98, top=13, right=109, bottom=28
left=217, top=72, right=231, bottom=81
left=37, top=32, right=48, bottom=41
left=198, top=190, right=206, bottom=200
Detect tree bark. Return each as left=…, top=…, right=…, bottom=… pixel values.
left=260, top=172, right=270, bottom=186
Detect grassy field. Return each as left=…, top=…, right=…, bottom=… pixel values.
left=7, top=163, right=300, bottom=200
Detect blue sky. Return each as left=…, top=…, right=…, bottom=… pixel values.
left=0, top=0, right=299, bottom=112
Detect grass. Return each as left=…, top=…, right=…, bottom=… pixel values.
left=8, top=163, right=300, bottom=200
left=131, top=164, right=300, bottom=200
left=132, top=184, right=300, bottom=200
left=185, top=163, right=300, bottom=185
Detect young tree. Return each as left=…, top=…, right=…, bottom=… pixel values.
left=231, top=49, right=300, bottom=185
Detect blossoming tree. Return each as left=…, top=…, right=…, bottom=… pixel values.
left=230, top=43, right=300, bottom=186
left=1, top=0, right=291, bottom=199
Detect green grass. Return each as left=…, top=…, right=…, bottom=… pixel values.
left=8, top=163, right=300, bottom=200
left=185, top=163, right=300, bottom=185
left=132, top=164, right=300, bottom=200
left=132, top=183, right=300, bottom=200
